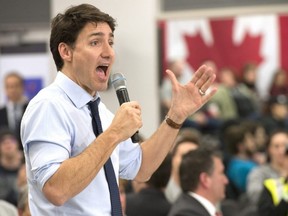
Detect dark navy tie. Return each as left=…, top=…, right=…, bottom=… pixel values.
left=88, top=98, right=122, bottom=216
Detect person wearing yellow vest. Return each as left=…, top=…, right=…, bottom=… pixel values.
left=258, top=146, right=288, bottom=216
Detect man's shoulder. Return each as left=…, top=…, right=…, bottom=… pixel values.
left=0, top=105, right=6, bottom=112
left=169, top=193, right=209, bottom=216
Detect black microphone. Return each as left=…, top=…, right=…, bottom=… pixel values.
left=111, top=73, right=140, bottom=143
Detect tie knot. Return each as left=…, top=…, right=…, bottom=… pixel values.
left=88, top=98, right=100, bottom=114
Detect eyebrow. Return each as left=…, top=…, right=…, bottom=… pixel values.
left=89, top=32, right=114, bottom=38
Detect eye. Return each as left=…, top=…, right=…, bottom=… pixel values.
left=90, top=40, right=100, bottom=46
left=109, top=40, right=114, bottom=47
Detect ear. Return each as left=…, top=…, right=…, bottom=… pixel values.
left=58, top=42, right=73, bottom=62
left=199, top=172, right=211, bottom=189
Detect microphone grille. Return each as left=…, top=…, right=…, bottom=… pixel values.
left=111, top=73, right=127, bottom=90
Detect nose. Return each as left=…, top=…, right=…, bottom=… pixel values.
left=101, top=42, right=114, bottom=59
left=224, top=175, right=229, bottom=184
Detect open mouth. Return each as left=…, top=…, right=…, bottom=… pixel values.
left=96, top=65, right=108, bottom=76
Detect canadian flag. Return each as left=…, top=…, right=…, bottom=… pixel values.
left=159, top=14, right=288, bottom=99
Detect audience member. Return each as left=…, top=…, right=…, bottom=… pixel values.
left=0, top=128, right=24, bottom=206
left=168, top=148, right=228, bottom=216
left=126, top=154, right=172, bottom=216
left=247, top=130, right=288, bottom=205
left=0, top=199, right=18, bottom=216
left=17, top=163, right=27, bottom=191
left=240, top=120, right=267, bottom=165
left=268, top=68, right=288, bottom=98
left=258, top=146, right=288, bottom=216
left=232, top=63, right=262, bottom=119
left=0, top=72, right=28, bottom=147
left=119, top=179, right=128, bottom=216
left=165, top=128, right=201, bottom=203
left=224, top=122, right=258, bottom=199
left=260, top=95, right=288, bottom=135
left=17, top=185, right=31, bottom=216
left=209, top=67, right=239, bottom=120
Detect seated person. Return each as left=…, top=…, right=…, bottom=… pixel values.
left=126, top=154, right=172, bottom=216
left=165, top=129, right=201, bottom=203
left=168, top=147, right=228, bottom=216
left=258, top=145, right=288, bottom=216
left=224, top=122, right=258, bottom=199
left=247, top=130, right=288, bottom=205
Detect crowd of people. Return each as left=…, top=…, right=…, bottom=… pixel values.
left=158, top=59, right=288, bottom=215
left=0, top=72, right=30, bottom=216
left=0, top=3, right=288, bottom=216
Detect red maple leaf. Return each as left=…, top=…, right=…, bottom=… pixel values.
left=184, top=19, right=264, bottom=77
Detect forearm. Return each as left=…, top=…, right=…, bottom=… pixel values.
left=135, top=119, right=180, bottom=181
left=43, top=129, right=120, bottom=206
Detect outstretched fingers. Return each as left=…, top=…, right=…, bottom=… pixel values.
left=190, top=65, right=208, bottom=86
left=191, top=65, right=216, bottom=97
left=165, top=69, right=179, bottom=89
left=201, top=85, right=218, bottom=104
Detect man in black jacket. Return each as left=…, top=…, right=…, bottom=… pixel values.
left=0, top=72, right=28, bottom=148
left=168, top=148, right=228, bottom=216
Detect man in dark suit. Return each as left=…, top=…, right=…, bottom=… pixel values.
left=126, top=154, right=172, bottom=216
left=0, top=72, right=28, bottom=148
left=168, top=148, right=228, bottom=216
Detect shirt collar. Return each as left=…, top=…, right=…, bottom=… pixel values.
left=54, top=72, right=99, bottom=108
left=188, top=192, right=216, bottom=216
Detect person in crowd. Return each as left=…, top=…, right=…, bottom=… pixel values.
left=260, top=94, right=288, bottom=135
left=0, top=72, right=28, bottom=147
left=224, top=122, right=258, bottom=200
left=209, top=67, right=239, bottom=121
left=240, top=120, right=267, bottom=165
left=119, top=179, right=128, bottom=216
left=0, top=199, right=18, bottom=216
left=126, top=154, right=172, bottom=216
left=20, top=4, right=217, bottom=215
left=247, top=130, right=288, bottom=206
left=0, top=128, right=24, bottom=206
left=17, top=163, right=27, bottom=192
left=232, top=63, right=262, bottom=119
left=165, top=128, right=202, bottom=203
left=17, top=185, right=31, bottom=216
left=258, top=145, right=288, bottom=216
left=268, top=68, right=288, bottom=98
left=168, top=148, right=228, bottom=216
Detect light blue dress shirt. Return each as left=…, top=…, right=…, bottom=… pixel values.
left=21, top=72, right=142, bottom=216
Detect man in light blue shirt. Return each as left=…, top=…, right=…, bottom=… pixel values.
left=21, top=4, right=217, bottom=216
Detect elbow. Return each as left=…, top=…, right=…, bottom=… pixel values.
left=43, top=183, right=69, bottom=206
left=134, top=170, right=152, bottom=182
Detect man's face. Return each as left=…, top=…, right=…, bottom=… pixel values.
left=0, top=135, right=19, bottom=158
left=5, top=75, right=23, bottom=102
left=63, top=22, right=115, bottom=96
left=209, top=157, right=228, bottom=204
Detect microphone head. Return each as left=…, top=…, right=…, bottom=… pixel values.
left=111, top=73, right=127, bottom=91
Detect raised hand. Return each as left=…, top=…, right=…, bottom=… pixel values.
left=165, top=64, right=217, bottom=124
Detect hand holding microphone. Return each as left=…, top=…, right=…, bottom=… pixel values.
left=111, top=73, right=141, bottom=143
